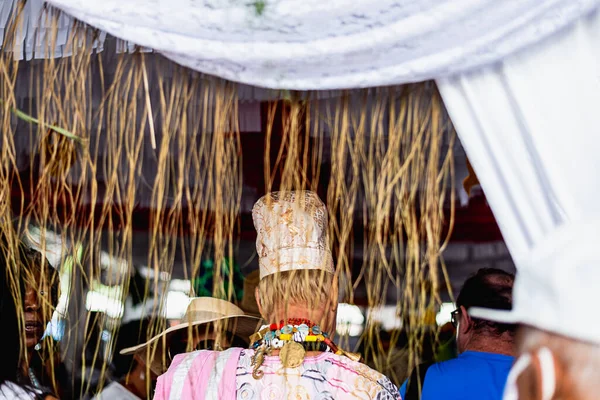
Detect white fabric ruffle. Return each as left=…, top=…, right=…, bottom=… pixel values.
left=39, top=0, right=600, bottom=89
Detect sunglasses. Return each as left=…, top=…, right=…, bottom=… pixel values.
left=451, top=309, right=460, bottom=328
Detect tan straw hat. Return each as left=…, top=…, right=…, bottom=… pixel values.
left=120, top=297, right=260, bottom=356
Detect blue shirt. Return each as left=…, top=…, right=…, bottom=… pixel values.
left=399, top=351, right=514, bottom=400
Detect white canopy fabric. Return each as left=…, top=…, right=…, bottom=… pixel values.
left=38, top=0, right=600, bottom=90
left=4, top=0, right=600, bottom=275
left=437, top=6, right=600, bottom=266
left=438, top=6, right=600, bottom=341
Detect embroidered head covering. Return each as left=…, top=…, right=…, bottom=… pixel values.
left=252, top=191, right=334, bottom=280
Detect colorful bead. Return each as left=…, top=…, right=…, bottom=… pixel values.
left=324, top=338, right=339, bottom=353
left=287, top=318, right=313, bottom=326
left=251, top=319, right=348, bottom=360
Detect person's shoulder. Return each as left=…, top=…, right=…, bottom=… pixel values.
left=163, top=348, right=245, bottom=379
left=426, top=355, right=475, bottom=377
left=156, top=349, right=235, bottom=400
left=322, top=354, right=401, bottom=399
left=0, top=383, right=37, bottom=400
left=93, top=381, right=140, bottom=399
left=426, top=352, right=514, bottom=379
left=435, top=351, right=514, bottom=368
left=169, top=349, right=218, bottom=367
left=159, top=349, right=213, bottom=382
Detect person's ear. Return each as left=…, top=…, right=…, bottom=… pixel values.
left=517, top=348, right=561, bottom=400
left=459, top=305, right=472, bottom=334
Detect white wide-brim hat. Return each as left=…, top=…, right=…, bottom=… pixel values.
left=470, top=220, right=600, bottom=344
left=120, top=297, right=261, bottom=355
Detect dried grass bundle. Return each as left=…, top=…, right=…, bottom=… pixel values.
left=0, top=2, right=455, bottom=395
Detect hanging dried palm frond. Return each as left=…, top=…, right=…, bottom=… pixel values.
left=0, top=1, right=456, bottom=397
left=42, top=126, right=78, bottom=178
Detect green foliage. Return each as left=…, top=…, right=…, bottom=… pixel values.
left=254, top=0, right=266, bottom=16
left=193, top=258, right=244, bottom=301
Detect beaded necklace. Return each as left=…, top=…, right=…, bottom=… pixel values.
left=28, top=368, right=41, bottom=389
left=249, top=319, right=359, bottom=379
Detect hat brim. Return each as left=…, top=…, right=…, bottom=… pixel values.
left=469, top=307, right=520, bottom=324
left=119, top=314, right=261, bottom=355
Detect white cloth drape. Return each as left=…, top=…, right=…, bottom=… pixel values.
left=4, top=0, right=600, bottom=269
left=42, top=0, right=599, bottom=90
left=436, top=6, right=600, bottom=267
left=0, top=0, right=365, bottom=100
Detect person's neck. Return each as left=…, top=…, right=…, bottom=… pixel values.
left=20, top=348, right=34, bottom=378
left=270, top=305, right=326, bottom=328
left=465, top=335, right=514, bottom=357
left=268, top=305, right=330, bottom=356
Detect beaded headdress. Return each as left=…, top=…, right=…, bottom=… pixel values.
left=252, top=191, right=334, bottom=280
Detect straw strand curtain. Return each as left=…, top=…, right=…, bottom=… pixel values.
left=0, top=4, right=454, bottom=396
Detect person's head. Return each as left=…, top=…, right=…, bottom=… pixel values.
left=454, top=268, right=515, bottom=354
left=20, top=245, right=59, bottom=350
left=256, top=269, right=338, bottom=334
left=505, top=325, right=600, bottom=400
left=134, top=323, right=242, bottom=380
left=166, top=322, right=250, bottom=358
left=252, top=191, right=338, bottom=334
left=0, top=239, right=26, bottom=387
left=110, top=318, right=164, bottom=399
left=112, top=318, right=157, bottom=381
left=468, top=223, right=600, bottom=400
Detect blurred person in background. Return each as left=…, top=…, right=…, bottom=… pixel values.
left=97, top=297, right=258, bottom=399
left=469, top=224, right=600, bottom=400
left=18, top=242, right=67, bottom=399
left=358, top=327, right=410, bottom=386
left=92, top=318, right=160, bottom=400
left=0, top=235, right=58, bottom=400
left=238, top=269, right=262, bottom=319
left=120, top=297, right=259, bottom=379
left=76, top=311, right=109, bottom=399
left=400, top=268, right=516, bottom=400
left=435, top=321, right=458, bottom=362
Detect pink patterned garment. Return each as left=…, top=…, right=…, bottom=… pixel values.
left=154, top=348, right=401, bottom=400
left=155, top=348, right=243, bottom=400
